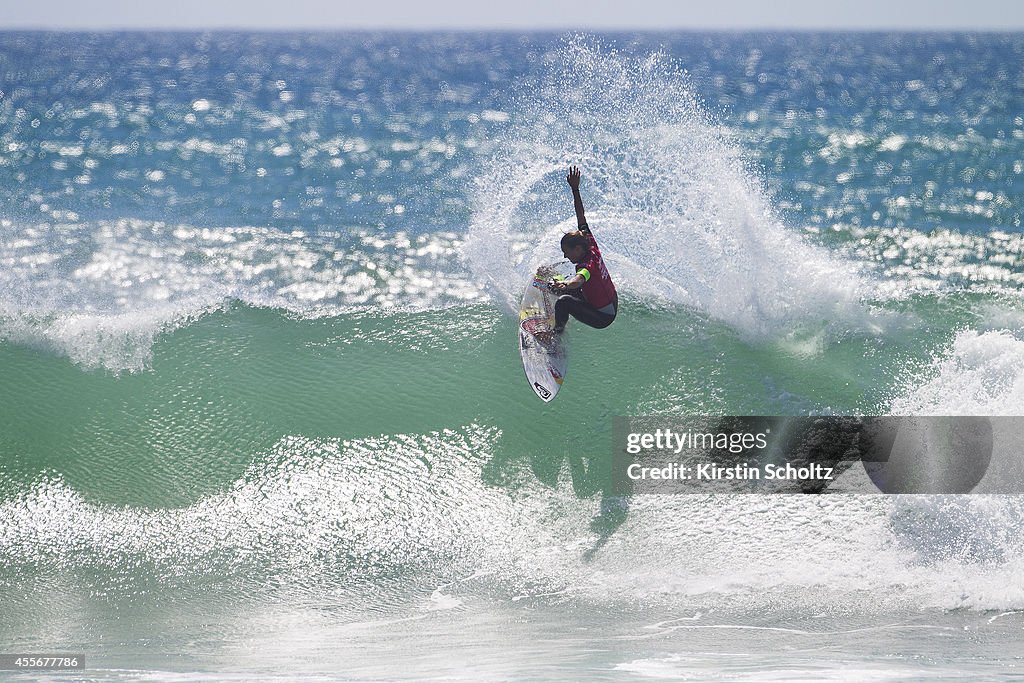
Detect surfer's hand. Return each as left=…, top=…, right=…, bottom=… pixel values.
left=550, top=280, right=566, bottom=291
left=566, top=166, right=581, bottom=190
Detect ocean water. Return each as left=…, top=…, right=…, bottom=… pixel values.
left=2, top=30, right=1024, bottom=680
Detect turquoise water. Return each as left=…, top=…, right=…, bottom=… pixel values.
left=3, top=31, right=1024, bottom=680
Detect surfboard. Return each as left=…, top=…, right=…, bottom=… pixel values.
left=519, top=262, right=570, bottom=402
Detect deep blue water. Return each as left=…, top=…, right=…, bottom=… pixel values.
left=2, top=32, right=1022, bottom=234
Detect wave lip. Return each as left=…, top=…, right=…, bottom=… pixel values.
left=1, top=219, right=482, bottom=372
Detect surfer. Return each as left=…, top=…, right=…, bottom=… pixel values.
left=550, top=166, right=618, bottom=333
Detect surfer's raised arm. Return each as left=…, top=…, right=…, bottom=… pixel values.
left=566, top=165, right=589, bottom=232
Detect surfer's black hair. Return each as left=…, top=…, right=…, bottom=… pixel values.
left=560, top=231, right=588, bottom=250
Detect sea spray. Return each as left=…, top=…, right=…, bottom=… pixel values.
left=465, top=37, right=869, bottom=340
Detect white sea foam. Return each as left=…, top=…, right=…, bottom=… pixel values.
left=0, top=426, right=514, bottom=579
left=4, top=432, right=1024, bottom=615
left=889, top=329, right=1024, bottom=416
